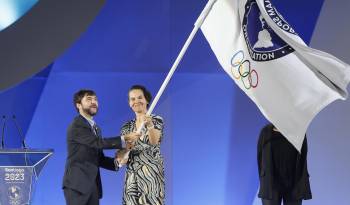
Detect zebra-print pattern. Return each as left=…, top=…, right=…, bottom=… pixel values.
left=121, top=115, right=165, bottom=205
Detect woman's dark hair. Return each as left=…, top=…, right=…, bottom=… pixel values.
left=128, top=85, right=152, bottom=107
left=73, top=89, right=96, bottom=112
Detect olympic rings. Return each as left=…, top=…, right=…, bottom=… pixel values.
left=230, top=50, right=258, bottom=89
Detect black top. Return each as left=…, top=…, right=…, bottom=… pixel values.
left=257, top=124, right=312, bottom=200
left=270, top=130, right=298, bottom=192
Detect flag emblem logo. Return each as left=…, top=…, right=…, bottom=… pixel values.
left=242, top=0, right=294, bottom=61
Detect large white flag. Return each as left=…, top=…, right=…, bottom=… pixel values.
left=201, top=0, right=350, bottom=151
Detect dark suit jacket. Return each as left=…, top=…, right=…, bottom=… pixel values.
left=257, top=124, right=312, bottom=200
left=62, top=115, right=122, bottom=198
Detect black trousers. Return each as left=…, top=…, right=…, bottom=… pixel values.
left=64, top=184, right=99, bottom=205
left=262, top=198, right=302, bottom=205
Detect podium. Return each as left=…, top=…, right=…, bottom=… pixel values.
left=0, top=149, right=53, bottom=205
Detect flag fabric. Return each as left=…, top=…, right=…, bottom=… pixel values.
left=200, top=0, right=350, bottom=151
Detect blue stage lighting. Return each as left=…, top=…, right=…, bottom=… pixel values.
left=0, top=0, right=38, bottom=31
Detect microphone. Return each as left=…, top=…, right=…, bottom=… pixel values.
left=12, top=115, right=27, bottom=149
left=1, top=115, right=6, bottom=148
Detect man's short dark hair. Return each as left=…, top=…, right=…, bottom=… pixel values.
left=128, top=85, right=152, bottom=107
left=73, top=89, right=96, bottom=112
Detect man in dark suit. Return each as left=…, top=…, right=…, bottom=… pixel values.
left=62, top=89, right=139, bottom=205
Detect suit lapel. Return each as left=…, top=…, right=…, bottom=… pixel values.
left=77, top=115, right=100, bottom=137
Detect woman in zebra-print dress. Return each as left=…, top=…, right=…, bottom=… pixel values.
left=119, top=85, right=165, bottom=205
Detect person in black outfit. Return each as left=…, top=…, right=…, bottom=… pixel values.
left=62, top=89, right=140, bottom=205
left=257, top=123, right=312, bottom=205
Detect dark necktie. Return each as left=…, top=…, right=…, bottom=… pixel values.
left=92, top=124, right=98, bottom=137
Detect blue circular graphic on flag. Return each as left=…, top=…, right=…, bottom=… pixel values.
left=242, top=0, right=295, bottom=61
left=263, top=0, right=297, bottom=35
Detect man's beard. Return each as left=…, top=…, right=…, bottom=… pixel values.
left=82, top=106, right=98, bottom=116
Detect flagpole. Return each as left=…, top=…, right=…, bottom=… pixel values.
left=136, top=0, right=218, bottom=133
